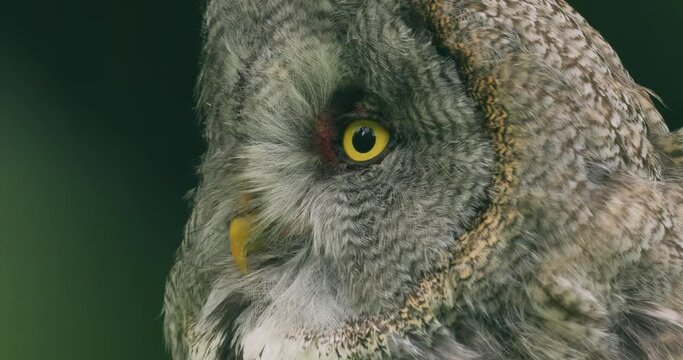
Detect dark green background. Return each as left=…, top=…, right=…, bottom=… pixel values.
left=0, top=1, right=681, bottom=359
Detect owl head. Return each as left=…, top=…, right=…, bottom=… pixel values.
left=165, top=0, right=680, bottom=359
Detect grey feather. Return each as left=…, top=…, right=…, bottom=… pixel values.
left=164, top=0, right=683, bottom=359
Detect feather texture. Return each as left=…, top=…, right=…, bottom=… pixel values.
left=164, top=0, right=683, bottom=359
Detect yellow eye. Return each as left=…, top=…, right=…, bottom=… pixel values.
left=342, top=119, right=390, bottom=163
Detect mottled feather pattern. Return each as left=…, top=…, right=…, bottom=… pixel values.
left=164, top=0, right=683, bottom=359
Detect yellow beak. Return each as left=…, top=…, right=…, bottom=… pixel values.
left=229, top=215, right=251, bottom=274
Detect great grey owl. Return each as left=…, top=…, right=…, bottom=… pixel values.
left=164, top=0, right=683, bottom=358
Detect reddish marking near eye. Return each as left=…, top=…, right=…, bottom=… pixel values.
left=315, top=100, right=370, bottom=163
left=315, top=113, right=338, bottom=163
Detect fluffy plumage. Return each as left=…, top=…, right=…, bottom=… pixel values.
left=164, top=0, right=683, bottom=359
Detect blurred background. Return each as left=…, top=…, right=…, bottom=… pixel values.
left=0, top=1, right=681, bottom=359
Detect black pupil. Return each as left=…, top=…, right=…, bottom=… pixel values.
left=352, top=126, right=376, bottom=153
